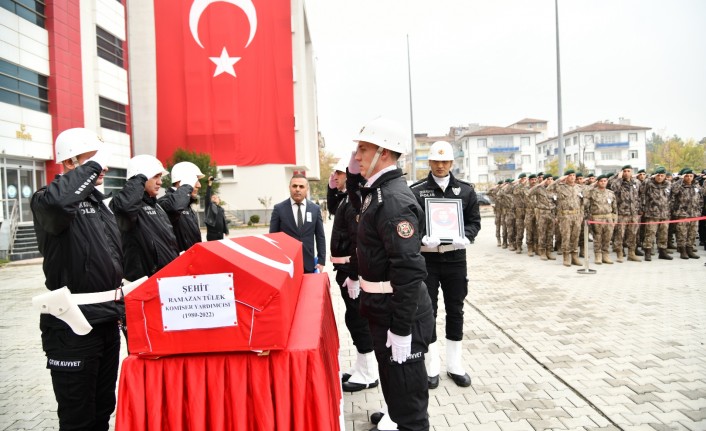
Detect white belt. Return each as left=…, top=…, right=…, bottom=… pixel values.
left=32, top=276, right=147, bottom=336
left=420, top=244, right=456, bottom=253
left=359, top=278, right=393, bottom=294
left=330, top=256, right=351, bottom=264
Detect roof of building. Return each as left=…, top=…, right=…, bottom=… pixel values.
left=536, top=121, right=652, bottom=145
left=512, top=118, right=547, bottom=125
left=414, top=135, right=452, bottom=144
left=465, top=126, right=541, bottom=137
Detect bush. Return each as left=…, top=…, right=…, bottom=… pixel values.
left=249, top=215, right=260, bottom=224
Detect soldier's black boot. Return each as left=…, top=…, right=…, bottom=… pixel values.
left=678, top=246, right=689, bottom=260
left=658, top=248, right=673, bottom=260
left=686, top=246, right=701, bottom=259
left=644, top=248, right=652, bottom=261
left=634, top=247, right=644, bottom=257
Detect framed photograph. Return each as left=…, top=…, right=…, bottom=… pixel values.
left=425, top=198, right=464, bottom=242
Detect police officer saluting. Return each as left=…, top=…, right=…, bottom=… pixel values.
left=158, top=161, right=205, bottom=251
left=353, top=117, right=434, bottom=431
left=31, top=128, right=125, bottom=430
left=411, top=141, right=480, bottom=389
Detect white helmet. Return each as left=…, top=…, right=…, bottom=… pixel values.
left=170, top=161, right=205, bottom=185
left=127, top=155, right=168, bottom=179
left=332, top=158, right=348, bottom=173
left=55, top=128, right=102, bottom=163
left=428, top=141, right=454, bottom=161
left=353, top=117, right=409, bottom=154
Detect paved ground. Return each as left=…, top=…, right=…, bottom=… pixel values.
left=1, top=219, right=705, bottom=430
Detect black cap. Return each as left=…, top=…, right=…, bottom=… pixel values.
left=621, top=164, right=632, bottom=171
left=564, top=169, right=575, bottom=175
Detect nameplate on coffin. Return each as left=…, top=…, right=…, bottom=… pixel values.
left=158, top=273, right=237, bottom=331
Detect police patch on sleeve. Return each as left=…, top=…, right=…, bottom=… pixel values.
left=396, top=220, right=414, bottom=238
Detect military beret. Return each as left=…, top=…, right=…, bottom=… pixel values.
left=564, top=169, right=575, bottom=175
left=678, top=168, right=688, bottom=175
left=588, top=172, right=596, bottom=177
left=528, top=174, right=537, bottom=179
left=654, top=167, right=666, bottom=174
left=576, top=172, right=584, bottom=178
left=682, top=168, right=694, bottom=175
left=537, top=172, right=544, bottom=177
left=504, top=178, right=513, bottom=183
left=518, top=173, right=527, bottom=179
left=637, top=168, right=646, bottom=174
left=497, top=180, right=504, bottom=184
left=620, top=164, right=632, bottom=170
left=553, top=176, right=560, bottom=180
left=595, top=174, right=605, bottom=181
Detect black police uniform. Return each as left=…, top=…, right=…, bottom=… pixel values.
left=158, top=185, right=201, bottom=251
left=110, top=174, right=179, bottom=281
left=31, top=161, right=124, bottom=430
left=330, top=180, right=374, bottom=356
left=410, top=172, right=481, bottom=344
left=356, top=168, right=434, bottom=431
left=204, top=184, right=229, bottom=241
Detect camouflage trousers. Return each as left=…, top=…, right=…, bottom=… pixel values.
left=494, top=208, right=502, bottom=240
left=614, top=215, right=640, bottom=250
left=557, top=214, right=581, bottom=253
left=643, top=218, right=668, bottom=249
left=524, top=210, right=537, bottom=248
left=590, top=218, right=615, bottom=254
left=675, top=219, right=698, bottom=248
left=505, top=210, right=516, bottom=245
left=535, top=210, right=554, bottom=251
left=515, top=208, right=526, bottom=247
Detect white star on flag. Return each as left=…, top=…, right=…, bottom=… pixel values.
left=209, top=47, right=240, bottom=77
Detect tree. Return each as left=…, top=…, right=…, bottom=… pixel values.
left=309, top=149, right=339, bottom=200
left=648, top=135, right=706, bottom=173
left=257, top=196, right=272, bottom=225
left=543, top=158, right=577, bottom=177
left=164, top=148, right=219, bottom=199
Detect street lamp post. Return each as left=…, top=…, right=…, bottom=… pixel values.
left=555, top=0, right=565, bottom=175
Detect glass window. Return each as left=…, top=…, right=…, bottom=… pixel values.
left=584, top=135, right=594, bottom=144
left=99, top=97, right=127, bottom=133
left=521, top=137, right=530, bottom=147
left=628, top=150, right=638, bottom=159
left=522, top=155, right=530, bottom=165
left=478, top=157, right=487, bottom=166
left=1, top=0, right=45, bottom=27
left=0, top=59, right=49, bottom=113
left=628, top=133, right=637, bottom=142
left=103, top=168, right=126, bottom=195
left=477, top=139, right=487, bottom=148
left=220, top=168, right=234, bottom=179
left=584, top=152, right=594, bottom=161
left=96, top=26, right=124, bottom=68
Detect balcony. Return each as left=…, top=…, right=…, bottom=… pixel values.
left=495, top=163, right=516, bottom=171
left=488, top=146, right=520, bottom=153
left=595, top=141, right=629, bottom=149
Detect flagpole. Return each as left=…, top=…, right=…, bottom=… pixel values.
left=555, top=0, right=565, bottom=175
left=407, top=34, right=416, bottom=182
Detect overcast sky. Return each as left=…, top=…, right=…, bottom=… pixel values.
left=305, top=0, right=706, bottom=159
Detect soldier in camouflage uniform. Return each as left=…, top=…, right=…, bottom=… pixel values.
left=609, top=165, right=642, bottom=262
left=523, top=174, right=539, bottom=256
left=499, top=179, right=515, bottom=250
left=670, top=168, right=702, bottom=259
left=488, top=181, right=503, bottom=246
left=529, top=175, right=556, bottom=261
left=512, top=173, right=529, bottom=253
left=575, top=173, right=588, bottom=257
left=547, top=169, right=583, bottom=267
left=584, top=175, right=617, bottom=265
left=640, top=167, right=673, bottom=261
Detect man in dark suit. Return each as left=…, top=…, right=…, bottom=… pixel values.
left=270, top=174, right=326, bottom=273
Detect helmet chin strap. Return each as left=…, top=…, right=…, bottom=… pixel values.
left=364, top=146, right=384, bottom=179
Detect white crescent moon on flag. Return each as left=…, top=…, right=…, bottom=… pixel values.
left=218, top=236, right=294, bottom=278
left=189, top=0, right=258, bottom=49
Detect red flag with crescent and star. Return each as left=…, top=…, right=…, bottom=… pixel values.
left=153, top=0, right=295, bottom=166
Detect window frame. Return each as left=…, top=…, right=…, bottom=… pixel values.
left=0, top=59, right=49, bottom=113
left=96, top=26, right=124, bottom=68
left=99, top=96, right=127, bottom=133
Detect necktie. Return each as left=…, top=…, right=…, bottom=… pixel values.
left=296, top=203, right=303, bottom=229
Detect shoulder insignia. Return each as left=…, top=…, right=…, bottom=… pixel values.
left=452, top=186, right=461, bottom=196
left=362, top=194, right=372, bottom=213
left=409, top=179, right=427, bottom=189
left=396, top=220, right=415, bottom=238
left=377, top=188, right=383, bottom=203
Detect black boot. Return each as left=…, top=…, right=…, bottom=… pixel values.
left=679, top=246, right=689, bottom=260
left=644, top=248, right=652, bottom=261
left=634, top=247, right=644, bottom=257
left=686, top=246, right=701, bottom=259
left=658, top=248, right=673, bottom=260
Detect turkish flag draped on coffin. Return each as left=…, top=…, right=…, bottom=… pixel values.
left=153, top=0, right=295, bottom=166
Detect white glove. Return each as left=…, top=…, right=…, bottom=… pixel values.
left=84, top=149, right=110, bottom=170
left=343, top=277, right=360, bottom=299
left=452, top=236, right=470, bottom=249
left=385, top=330, right=412, bottom=364
left=347, top=150, right=360, bottom=175
left=328, top=171, right=337, bottom=189
left=422, top=235, right=441, bottom=248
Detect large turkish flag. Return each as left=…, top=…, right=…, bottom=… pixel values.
left=153, top=0, right=295, bottom=166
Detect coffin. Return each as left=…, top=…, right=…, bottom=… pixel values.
left=125, top=233, right=304, bottom=357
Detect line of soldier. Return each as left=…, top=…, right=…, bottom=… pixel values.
left=487, top=165, right=704, bottom=267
